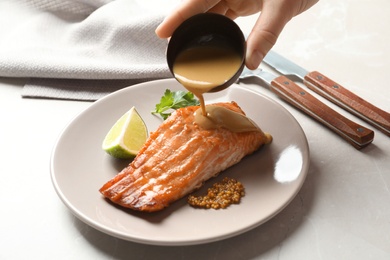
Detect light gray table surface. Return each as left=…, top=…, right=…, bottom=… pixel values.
left=1, top=0, right=389, bottom=259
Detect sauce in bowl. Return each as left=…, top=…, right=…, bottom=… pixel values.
left=168, top=13, right=261, bottom=133
left=173, top=44, right=242, bottom=113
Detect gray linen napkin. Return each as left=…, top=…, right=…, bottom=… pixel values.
left=0, top=0, right=173, bottom=101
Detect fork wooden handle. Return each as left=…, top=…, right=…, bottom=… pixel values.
left=270, top=75, right=374, bottom=149
left=304, top=71, right=390, bottom=136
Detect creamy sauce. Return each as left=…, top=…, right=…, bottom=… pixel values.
left=173, top=44, right=262, bottom=133
left=173, top=46, right=242, bottom=95
left=194, top=105, right=260, bottom=132
left=173, top=45, right=242, bottom=116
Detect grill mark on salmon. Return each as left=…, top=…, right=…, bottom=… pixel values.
left=99, top=101, right=271, bottom=212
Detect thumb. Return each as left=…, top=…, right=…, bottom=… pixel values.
left=245, top=3, right=293, bottom=69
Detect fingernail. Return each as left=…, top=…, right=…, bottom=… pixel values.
left=246, top=49, right=263, bottom=70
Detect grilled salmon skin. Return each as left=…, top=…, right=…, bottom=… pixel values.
left=99, top=101, right=271, bottom=212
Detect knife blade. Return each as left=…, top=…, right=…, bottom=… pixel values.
left=239, top=68, right=374, bottom=149
left=263, top=50, right=390, bottom=136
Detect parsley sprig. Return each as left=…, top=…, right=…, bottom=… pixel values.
left=152, top=89, right=200, bottom=120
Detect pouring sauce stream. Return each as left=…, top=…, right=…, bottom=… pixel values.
left=173, top=45, right=261, bottom=133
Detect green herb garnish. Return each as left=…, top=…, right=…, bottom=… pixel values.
left=152, top=89, right=200, bottom=120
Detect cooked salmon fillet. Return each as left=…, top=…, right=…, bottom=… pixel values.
left=99, top=101, right=271, bottom=212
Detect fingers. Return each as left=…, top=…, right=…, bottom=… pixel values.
left=155, top=0, right=221, bottom=38
left=156, top=0, right=319, bottom=69
left=245, top=2, right=293, bottom=69
left=224, top=9, right=238, bottom=20
left=208, top=2, right=229, bottom=15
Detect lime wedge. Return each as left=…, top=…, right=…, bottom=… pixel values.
left=102, top=107, right=148, bottom=159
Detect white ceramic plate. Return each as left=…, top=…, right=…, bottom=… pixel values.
left=51, top=79, right=309, bottom=246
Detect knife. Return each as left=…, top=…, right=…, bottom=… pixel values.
left=239, top=68, right=374, bottom=149
left=263, top=50, right=390, bottom=136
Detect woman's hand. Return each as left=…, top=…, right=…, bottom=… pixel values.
left=155, top=0, right=318, bottom=69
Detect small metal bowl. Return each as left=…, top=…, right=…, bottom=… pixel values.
left=166, top=13, right=246, bottom=92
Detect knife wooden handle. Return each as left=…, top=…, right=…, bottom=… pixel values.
left=271, top=75, right=374, bottom=149
left=304, top=71, right=390, bottom=136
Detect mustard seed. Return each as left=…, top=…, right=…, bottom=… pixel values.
left=187, top=177, right=245, bottom=209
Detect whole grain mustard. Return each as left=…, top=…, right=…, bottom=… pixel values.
left=188, top=177, right=245, bottom=209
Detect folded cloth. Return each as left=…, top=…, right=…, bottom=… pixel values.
left=0, top=0, right=174, bottom=100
